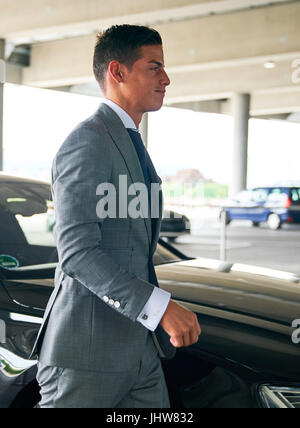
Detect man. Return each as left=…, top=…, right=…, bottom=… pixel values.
left=33, top=25, right=201, bottom=408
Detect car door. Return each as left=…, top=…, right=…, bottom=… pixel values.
left=249, top=188, right=269, bottom=222
left=289, top=188, right=300, bottom=222
left=0, top=267, right=52, bottom=408
left=229, top=190, right=254, bottom=220
left=0, top=178, right=57, bottom=401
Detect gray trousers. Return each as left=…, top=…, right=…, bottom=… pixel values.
left=37, top=333, right=170, bottom=408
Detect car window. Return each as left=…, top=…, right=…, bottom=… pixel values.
left=235, top=190, right=253, bottom=203
left=0, top=181, right=57, bottom=268
left=290, top=188, right=300, bottom=205
left=267, top=188, right=288, bottom=204
left=252, top=189, right=268, bottom=203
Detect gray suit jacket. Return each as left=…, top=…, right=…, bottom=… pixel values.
left=32, top=104, right=164, bottom=372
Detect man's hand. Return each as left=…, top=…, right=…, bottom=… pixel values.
left=160, top=300, right=201, bottom=348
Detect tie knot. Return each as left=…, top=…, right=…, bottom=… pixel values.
left=127, top=128, right=145, bottom=147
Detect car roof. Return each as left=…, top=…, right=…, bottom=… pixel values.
left=0, top=172, right=50, bottom=186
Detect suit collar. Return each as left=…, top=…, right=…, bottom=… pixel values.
left=95, top=103, right=145, bottom=186
left=101, top=99, right=137, bottom=130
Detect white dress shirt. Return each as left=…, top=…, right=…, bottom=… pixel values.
left=101, top=99, right=171, bottom=332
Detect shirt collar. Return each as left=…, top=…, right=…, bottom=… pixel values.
left=101, top=98, right=138, bottom=131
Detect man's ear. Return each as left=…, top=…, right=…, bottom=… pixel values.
left=108, top=61, right=125, bottom=84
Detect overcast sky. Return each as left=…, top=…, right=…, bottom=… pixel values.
left=3, top=83, right=300, bottom=189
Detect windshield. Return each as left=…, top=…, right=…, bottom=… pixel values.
left=154, top=240, right=187, bottom=265
left=0, top=180, right=57, bottom=268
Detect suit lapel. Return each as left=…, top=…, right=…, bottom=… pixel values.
left=96, top=104, right=153, bottom=247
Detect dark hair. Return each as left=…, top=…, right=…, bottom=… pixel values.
left=93, top=25, right=162, bottom=89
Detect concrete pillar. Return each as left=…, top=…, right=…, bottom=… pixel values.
left=140, top=112, right=149, bottom=149
left=231, top=93, right=250, bottom=197
left=0, top=39, right=5, bottom=171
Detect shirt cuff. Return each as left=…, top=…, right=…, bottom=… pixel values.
left=137, top=287, right=171, bottom=332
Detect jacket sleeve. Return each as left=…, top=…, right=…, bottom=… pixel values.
left=52, top=125, right=154, bottom=323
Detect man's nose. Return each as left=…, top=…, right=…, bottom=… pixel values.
left=162, top=69, right=171, bottom=87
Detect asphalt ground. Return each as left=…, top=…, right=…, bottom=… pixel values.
left=168, top=206, right=300, bottom=277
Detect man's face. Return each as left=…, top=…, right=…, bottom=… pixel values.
left=121, top=44, right=170, bottom=114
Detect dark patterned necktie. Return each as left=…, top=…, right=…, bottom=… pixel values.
left=126, top=128, right=152, bottom=205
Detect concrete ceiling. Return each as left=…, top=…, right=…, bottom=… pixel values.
left=2, top=0, right=300, bottom=119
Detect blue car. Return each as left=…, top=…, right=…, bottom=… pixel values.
left=221, top=187, right=300, bottom=230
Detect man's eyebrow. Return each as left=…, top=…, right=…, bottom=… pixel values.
left=148, top=60, right=164, bottom=67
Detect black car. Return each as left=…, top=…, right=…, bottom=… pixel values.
left=160, top=210, right=191, bottom=242
left=1, top=173, right=300, bottom=408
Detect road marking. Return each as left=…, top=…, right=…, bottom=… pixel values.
left=177, top=237, right=252, bottom=250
